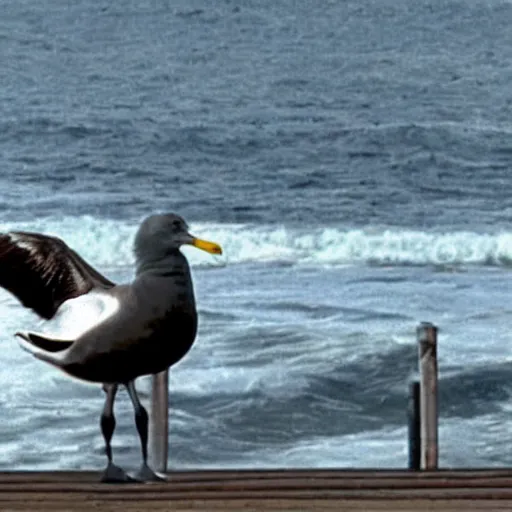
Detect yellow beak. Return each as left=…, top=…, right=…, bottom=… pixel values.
left=190, top=236, right=223, bottom=255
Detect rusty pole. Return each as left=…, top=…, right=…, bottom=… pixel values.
left=416, top=322, right=438, bottom=470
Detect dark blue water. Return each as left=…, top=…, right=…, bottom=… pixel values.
left=1, top=0, right=512, bottom=471
left=2, top=0, right=512, bottom=226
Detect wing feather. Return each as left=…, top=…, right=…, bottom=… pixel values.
left=0, top=231, right=115, bottom=319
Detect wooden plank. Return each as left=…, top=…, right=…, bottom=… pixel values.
left=2, top=499, right=512, bottom=512
left=3, top=468, right=512, bottom=482
left=3, top=476, right=512, bottom=492
left=0, top=470, right=511, bottom=511
left=5, top=487, right=512, bottom=500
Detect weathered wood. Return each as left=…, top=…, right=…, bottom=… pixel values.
left=0, top=470, right=511, bottom=510
left=4, top=499, right=512, bottom=512
left=3, top=474, right=512, bottom=491
left=149, top=370, right=169, bottom=473
left=3, top=468, right=512, bottom=482
left=417, top=322, right=439, bottom=469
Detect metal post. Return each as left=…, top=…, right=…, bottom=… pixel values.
left=417, top=322, right=438, bottom=470
left=149, top=369, right=169, bottom=473
left=408, top=380, right=421, bottom=471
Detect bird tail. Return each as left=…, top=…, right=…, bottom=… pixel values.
left=16, top=331, right=73, bottom=367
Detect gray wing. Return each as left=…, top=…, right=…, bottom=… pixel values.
left=0, top=231, right=115, bottom=319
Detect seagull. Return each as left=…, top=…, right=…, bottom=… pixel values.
left=0, top=213, right=222, bottom=482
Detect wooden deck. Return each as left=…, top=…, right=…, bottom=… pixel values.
left=2, top=469, right=512, bottom=511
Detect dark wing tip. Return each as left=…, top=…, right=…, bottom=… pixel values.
left=0, top=231, right=114, bottom=319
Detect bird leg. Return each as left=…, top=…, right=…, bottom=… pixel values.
left=126, top=381, right=165, bottom=482
left=100, top=383, right=133, bottom=483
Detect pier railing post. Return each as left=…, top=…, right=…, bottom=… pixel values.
left=416, top=322, right=439, bottom=470
left=408, top=380, right=421, bottom=471
left=149, top=369, right=169, bottom=473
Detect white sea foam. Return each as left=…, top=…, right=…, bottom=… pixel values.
left=2, top=216, right=512, bottom=268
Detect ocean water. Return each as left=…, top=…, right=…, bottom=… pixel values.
left=1, top=0, right=512, bottom=471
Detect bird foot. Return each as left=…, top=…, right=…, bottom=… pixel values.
left=133, top=462, right=166, bottom=482
left=100, top=462, right=135, bottom=483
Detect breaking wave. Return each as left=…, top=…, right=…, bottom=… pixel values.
left=2, top=215, right=512, bottom=268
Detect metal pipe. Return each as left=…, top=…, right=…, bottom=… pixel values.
left=408, top=380, right=421, bottom=471
left=417, top=322, right=438, bottom=470
left=149, top=370, right=169, bottom=473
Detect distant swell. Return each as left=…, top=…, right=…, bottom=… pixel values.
left=1, top=216, right=512, bottom=269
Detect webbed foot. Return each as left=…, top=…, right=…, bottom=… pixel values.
left=100, top=462, right=135, bottom=483
left=133, top=462, right=166, bottom=482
